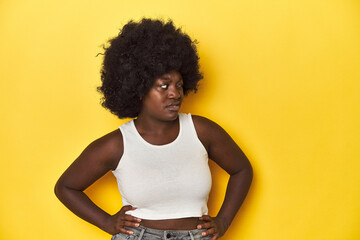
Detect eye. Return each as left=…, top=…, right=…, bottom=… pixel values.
left=176, top=82, right=184, bottom=89
left=160, top=84, right=169, bottom=89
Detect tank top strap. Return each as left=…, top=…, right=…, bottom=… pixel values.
left=179, top=113, right=197, bottom=138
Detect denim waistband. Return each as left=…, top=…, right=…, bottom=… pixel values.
left=112, top=225, right=211, bottom=240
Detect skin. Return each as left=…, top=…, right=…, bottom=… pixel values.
left=55, top=70, right=253, bottom=239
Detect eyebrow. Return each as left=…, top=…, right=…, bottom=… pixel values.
left=159, top=76, right=183, bottom=82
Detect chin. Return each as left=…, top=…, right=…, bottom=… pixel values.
left=163, top=111, right=179, bottom=121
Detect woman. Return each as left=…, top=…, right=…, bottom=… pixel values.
left=55, top=18, right=253, bottom=240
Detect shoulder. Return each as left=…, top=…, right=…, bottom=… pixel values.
left=191, top=114, right=225, bottom=134
left=85, top=128, right=124, bottom=170
left=91, top=128, right=123, bottom=150
left=191, top=114, right=219, bottom=127
left=190, top=114, right=228, bottom=152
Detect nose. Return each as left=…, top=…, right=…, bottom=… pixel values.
left=168, top=85, right=182, bottom=99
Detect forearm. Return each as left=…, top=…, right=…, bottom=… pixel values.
left=216, top=167, right=253, bottom=230
left=54, top=183, right=112, bottom=233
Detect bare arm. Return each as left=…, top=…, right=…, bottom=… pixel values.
left=54, top=129, right=141, bottom=235
left=192, top=115, right=253, bottom=239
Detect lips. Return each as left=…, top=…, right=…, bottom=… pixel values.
left=165, top=102, right=181, bottom=111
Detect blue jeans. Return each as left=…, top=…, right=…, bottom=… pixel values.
left=111, top=226, right=212, bottom=240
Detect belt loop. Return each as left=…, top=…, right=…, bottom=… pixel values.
left=188, top=231, right=195, bottom=240
left=163, top=230, right=167, bottom=240
left=137, top=228, right=145, bottom=240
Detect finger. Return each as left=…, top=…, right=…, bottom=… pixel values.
left=199, top=215, right=211, bottom=221
left=197, top=221, right=214, bottom=229
left=209, top=234, right=218, bottom=240
left=119, top=227, right=134, bottom=235
left=124, top=214, right=142, bottom=222
left=202, top=227, right=216, bottom=236
left=124, top=220, right=141, bottom=228
left=121, top=205, right=136, bottom=212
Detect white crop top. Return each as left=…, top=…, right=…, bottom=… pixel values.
left=112, top=113, right=212, bottom=220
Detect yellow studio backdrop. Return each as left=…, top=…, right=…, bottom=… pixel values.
left=0, top=0, right=359, bottom=239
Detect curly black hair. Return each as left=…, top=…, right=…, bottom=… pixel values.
left=97, top=18, right=203, bottom=119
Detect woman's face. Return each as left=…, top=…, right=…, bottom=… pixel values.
left=139, top=70, right=184, bottom=121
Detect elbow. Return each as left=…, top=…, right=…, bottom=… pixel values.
left=54, top=179, right=65, bottom=200
left=54, top=180, right=60, bottom=199
left=232, top=164, right=253, bottom=183
left=245, top=162, right=253, bottom=183
left=247, top=164, right=253, bottom=180
left=240, top=166, right=253, bottom=182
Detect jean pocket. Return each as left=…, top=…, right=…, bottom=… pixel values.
left=195, top=235, right=212, bottom=240
left=111, top=232, right=132, bottom=240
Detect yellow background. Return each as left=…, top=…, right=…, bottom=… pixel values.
left=1, top=0, right=359, bottom=239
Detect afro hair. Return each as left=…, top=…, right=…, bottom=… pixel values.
left=97, top=18, right=203, bottom=119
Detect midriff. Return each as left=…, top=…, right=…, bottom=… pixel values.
left=140, top=217, right=205, bottom=230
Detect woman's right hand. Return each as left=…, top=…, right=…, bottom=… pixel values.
left=104, top=205, right=142, bottom=235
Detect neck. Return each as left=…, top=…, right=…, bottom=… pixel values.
left=134, top=113, right=179, bottom=134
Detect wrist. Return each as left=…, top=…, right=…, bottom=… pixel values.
left=101, top=214, right=115, bottom=235
left=215, top=215, right=230, bottom=232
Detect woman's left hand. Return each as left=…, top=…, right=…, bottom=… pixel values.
left=197, top=215, right=228, bottom=239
